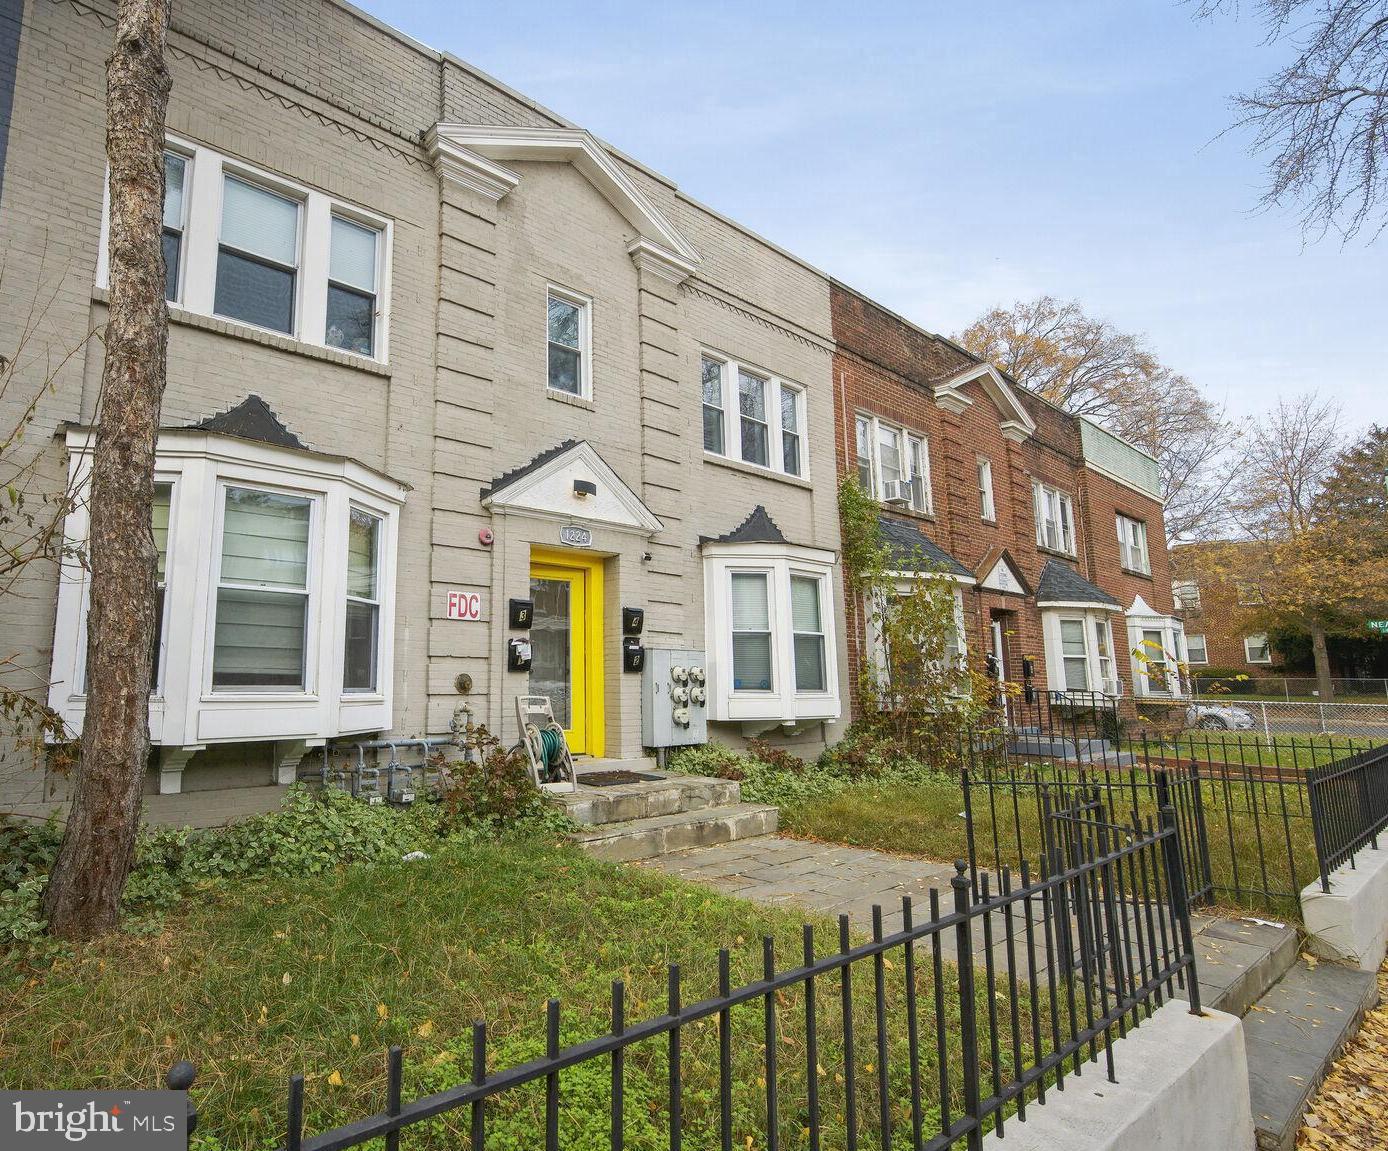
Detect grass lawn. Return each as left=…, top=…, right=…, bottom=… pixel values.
left=1125, top=731, right=1376, bottom=770
left=1, top=832, right=1056, bottom=1151
left=782, top=773, right=1319, bottom=921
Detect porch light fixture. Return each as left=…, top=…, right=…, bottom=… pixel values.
left=573, top=479, right=597, bottom=499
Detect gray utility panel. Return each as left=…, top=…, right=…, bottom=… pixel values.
left=641, top=647, right=709, bottom=748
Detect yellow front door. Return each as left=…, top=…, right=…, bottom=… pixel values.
left=529, top=552, right=604, bottom=757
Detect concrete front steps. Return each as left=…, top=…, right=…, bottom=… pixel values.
left=557, top=761, right=777, bottom=862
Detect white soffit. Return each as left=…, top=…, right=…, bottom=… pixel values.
left=428, top=124, right=701, bottom=275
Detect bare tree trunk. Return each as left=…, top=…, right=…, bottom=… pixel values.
left=42, top=0, right=171, bottom=940
left=1310, top=621, right=1334, bottom=702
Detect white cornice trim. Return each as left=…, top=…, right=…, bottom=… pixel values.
left=627, top=237, right=697, bottom=285
left=424, top=130, right=520, bottom=201
left=932, top=386, right=974, bottom=416
left=481, top=440, right=664, bottom=535
left=937, top=363, right=1037, bottom=439
left=431, top=124, right=701, bottom=269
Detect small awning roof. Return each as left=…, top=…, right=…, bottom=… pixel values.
left=1035, top=559, right=1121, bottom=608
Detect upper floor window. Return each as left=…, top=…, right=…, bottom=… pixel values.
left=702, top=354, right=805, bottom=478
left=1173, top=579, right=1201, bottom=611
left=216, top=176, right=300, bottom=335
left=855, top=413, right=931, bottom=513
left=978, top=458, right=996, bottom=522
left=162, top=150, right=188, bottom=302
left=1117, top=514, right=1150, bottom=575
left=1033, top=481, right=1075, bottom=555
left=547, top=287, right=591, bottom=398
left=97, top=136, right=391, bottom=362
left=1244, top=634, right=1272, bottom=664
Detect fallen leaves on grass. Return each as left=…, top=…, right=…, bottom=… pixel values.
left=1297, top=959, right=1388, bottom=1151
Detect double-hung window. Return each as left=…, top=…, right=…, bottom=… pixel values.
left=327, top=216, right=380, bottom=357
left=1094, top=618, right=1115, bottom=692
left=1060, top=619, right=1090, bottom=690
left=212, top=486, right=312, bottom=690
left=344, top=508, right=382, bottom=693
left=701, top=354, right=806, bottom=478
left=701, top=355, right=726, bottom=454
left=978, top=458, right=996, bottom=522
left=1244, top=634, right=1272, bottom=664
left=731, top=572, right=773, bottom=691
left=791, top=575, right=826, bottom=692
left=161, top=151, right=189, bottom=303
left=547, top=287, right=590, bottom=397
left=1117, top=514, right=1150, bottom=575
left=1173, top=579, right=1201, bottom=611
left=856, top=414, right=931, bottom=513
left=1186, top=634, right=1209, bottom=664
left=1033, top=482, right=1075, bottom=554
left=151, top=483, right=173, bottom=691
left=215, top=175, right=300, bottom=335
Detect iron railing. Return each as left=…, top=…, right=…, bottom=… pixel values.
left=1308, top=744, right=1388, bottom=892
left=169, top=810, right=1197, bottom=1151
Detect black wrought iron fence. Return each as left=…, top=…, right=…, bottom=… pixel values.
left=167, top=811, right=1198, bottom=1151
left=1308, top=744, right=1388, bottom=892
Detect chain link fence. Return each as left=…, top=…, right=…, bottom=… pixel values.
left=1133, top=697, right=1388, bottom=741
left=1191, top=676, right=1388, bottom=702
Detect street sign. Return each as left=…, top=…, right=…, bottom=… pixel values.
left=1368, top=620, right=1388, bottom=634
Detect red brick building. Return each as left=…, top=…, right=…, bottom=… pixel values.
left=1168, top=542, right=1282, bottom=676
left=829, top=283, right=1187, bottom=714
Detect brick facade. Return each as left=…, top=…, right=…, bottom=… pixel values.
left=829, top=283, right=1179, bottom=713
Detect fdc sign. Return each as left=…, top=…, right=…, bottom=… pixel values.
left=445, top=590, right=483, bottom=621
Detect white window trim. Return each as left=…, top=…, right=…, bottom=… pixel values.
left=1033, top=481, right=1076, bottom=556
left=701, top=351, right=808, bottom=479
left=1116, top=513, right=1151, bottom=576
left=1172, top=579, right=1202, bottom=612
left=545, top=283, right=593, bottom=400
left=978, top=457, right=996, bottom=522
left=344, top=506, right=384, bottom=695
left=1244, top=634, right=1273, bottom=665
left=865, top=577, right=969, bottom=700
left=854, top=412, right=933, bottom=514
left=704, top=542, right=840, bottom=724
left=1042, top=608, right=1122, bottom=698
left=48, top=427, right=406, bottom=752
left=1123, top=612, right=1190, bottom=698
left=95, top=133, right=393, bottom=364
left=1186, top=634, right=1209, bottom=665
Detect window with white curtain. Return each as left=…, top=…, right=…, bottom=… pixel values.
left=215, top=176, right=301, bottom=335
left=1117, top=514, right=1150, bottom=575
left=1033, top=482, right=1075, bottom=555
left=731, top=572, right=772, bottom=691
left=700, top=352, right=807, bottom=478
left=1060, top=618, right=1090, bottom=690
left=212, top=487, right=313, bottom=690
left=96, top=137, right=393, bottom=361
left=704, top=545, right=840, bottom=723
left=327, top=217, right=380, bottom=357
left=343, top=508, right=381, bottom=692
left=791, top=575, right=826, bottom=692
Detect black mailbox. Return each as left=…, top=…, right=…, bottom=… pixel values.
left=509, top=598, right=534, bottom=629
left=507, top=637, right=533, bottom=672
left=623, top=637, right=645, bottom=673
left=622, top=606, right=645, bottom=636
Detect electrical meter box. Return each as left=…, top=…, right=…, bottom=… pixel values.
left=641, top=647, right=709, bottom=748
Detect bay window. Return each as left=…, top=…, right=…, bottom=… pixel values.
left=855, top=413, right=932, bottom=513
left=704, top=543, right=840, bottom=724
left=1042, top=608, right=1122, bottom=698
left=1033, top=482, right=1075, bottom=555
left=701, top=352, right=807, bottom=478
left=49, top=422, right=406, bottom=770
left=1117, top=514, right=1150, bottom=575
left=96, top=136, right=393, bottom=361
left=1124, top=607, right=1190, bottom=697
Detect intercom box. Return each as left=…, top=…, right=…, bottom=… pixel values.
left=641, top=647, right=708, bottom=748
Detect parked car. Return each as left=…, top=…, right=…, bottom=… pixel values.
left=1185, top=702, right=1256, bottom=731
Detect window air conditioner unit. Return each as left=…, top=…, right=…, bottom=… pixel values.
left=881, top=479, right=911, bottom=505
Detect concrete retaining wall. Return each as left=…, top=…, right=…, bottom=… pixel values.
left=983, top=1002, right=1253, bottom=1151
left=1301, top=845, right=1388, bottom=972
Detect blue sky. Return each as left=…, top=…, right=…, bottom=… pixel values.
left=359, top=0, right=1386, bottom=428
